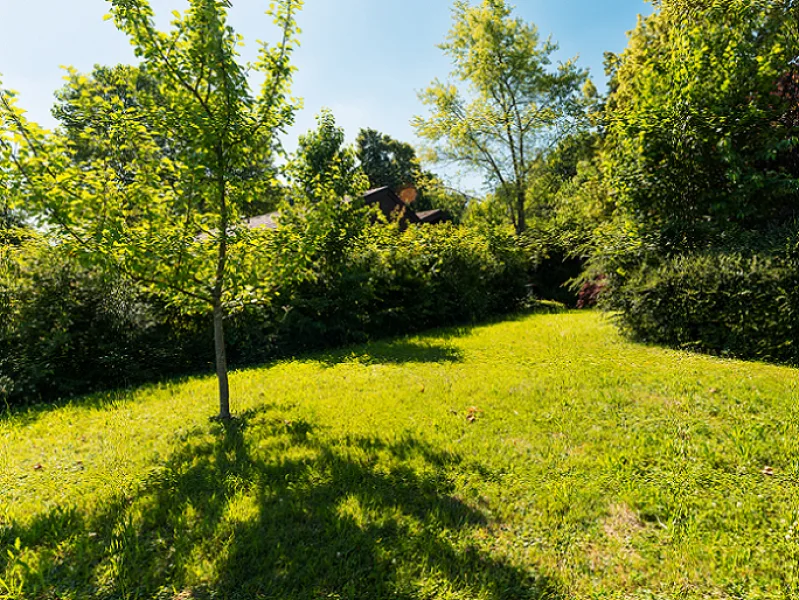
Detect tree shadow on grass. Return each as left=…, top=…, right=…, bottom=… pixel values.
left=317, top=339, right=466, bottom=368
left=0, top=304, right=565, bottom=426
left=0, top=372, right=208, bottom=428
left=1, top=406, right=564, bottom=599
left=0, top=338, right=463, bottom=428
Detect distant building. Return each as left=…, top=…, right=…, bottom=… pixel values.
left=243, top=212, right=280, bottom=231
left=362, top=186, right=451, bottom=227
left=243, top=186, right=451, bottom=232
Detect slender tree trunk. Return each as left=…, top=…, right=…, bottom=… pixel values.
left=515, top=187, right=526, bottom=235
left=213, top=143, right=231, bottom=421
left=213, top=299, right=231, bottom=420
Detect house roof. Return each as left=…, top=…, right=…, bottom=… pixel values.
left=363, top=186, right=419, bottom=224
left=415, top=209, right=449, bottom=224
left=242, top=188, right=451, bottom=233
left=244, top=212, right=280, bottom=231
left=364, top=187, right=390, bottom=196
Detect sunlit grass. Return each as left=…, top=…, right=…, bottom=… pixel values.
left=2, top=311, right=798, bottom=599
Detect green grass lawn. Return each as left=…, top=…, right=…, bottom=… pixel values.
left=2, top=310, right=799, bottom=599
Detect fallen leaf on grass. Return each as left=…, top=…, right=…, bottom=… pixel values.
left=466, top=406, right=482, bottom=423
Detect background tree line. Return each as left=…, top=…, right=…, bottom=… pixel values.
left=2, top=0, right=798, bottom=412
left=0, top=0, right=532, bottom=411
left=411, top=0, right=799, bottom=363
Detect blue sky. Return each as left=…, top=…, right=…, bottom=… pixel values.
left=0, top=0, right=651, bottom=188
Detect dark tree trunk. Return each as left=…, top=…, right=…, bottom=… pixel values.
left=515, top=188, right=527, bottom=235
left=213, top=142, right=231, bottom=421
left=213, top=300, right=231, bottom=420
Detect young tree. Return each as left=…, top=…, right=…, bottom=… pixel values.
left=52, top=65, right=164, bottom=173
left=0, top=0, right=303, bottom=419
left=413, top=0, right=589, bottom=235
left=51, top=63, right=285, bottom=216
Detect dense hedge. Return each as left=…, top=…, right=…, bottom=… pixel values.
left=0, top=222, right=530, bottom=407
left=209, top=222, right=530, bottom=363
left=611, top=251, right=799, bottom=365
left=0, top=244, right=209, bottom=402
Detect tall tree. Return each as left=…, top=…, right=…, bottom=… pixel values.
left=604, top=0, right=799, bottom=249
left=355, top=128, right=468, bottom=216
left=0, top=0, right=303, bottom=419
left=413, top=0, right=589, bottom=235
left=355, top=128, right=419, bottom=192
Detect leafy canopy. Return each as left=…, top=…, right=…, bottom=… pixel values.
left=51, top=63, right=285, bottom=217
left=289, top=109, right=366, bottom=202
left=355, top=128, right=420, bottom=192
left=604, top=0, right=799, bottom=250
left=413, top=0, right=590, bottom=234
left=0, top=0, right=303, bottom=418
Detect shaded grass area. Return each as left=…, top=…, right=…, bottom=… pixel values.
left=2, top=412, right=546, bottom=599
left=2, top=311, right=799, bottom=599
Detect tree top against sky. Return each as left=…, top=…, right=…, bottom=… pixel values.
left=0, top=0, right=651, bottom=192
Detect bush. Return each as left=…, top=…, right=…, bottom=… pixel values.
left=0, top=241, right=209, bottom=405
left=611, top=251, right=799, bottom=365
left=229, top=220, right=530, bottom=361
left=576, top=276, right=607, bottom=309
left=353, top=223, right=529, bottom=333
left=1, top=219, right=531, bottom=408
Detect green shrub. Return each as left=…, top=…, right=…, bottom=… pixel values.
left=1, top=220, right=531, bottom=408
left=355, top=223, right=529, bottom=332
left=234, top=220, right=530, bottom=360
left=611, top=251, right=799, bottom=365
left=0, top=241, right=208, bottom=405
